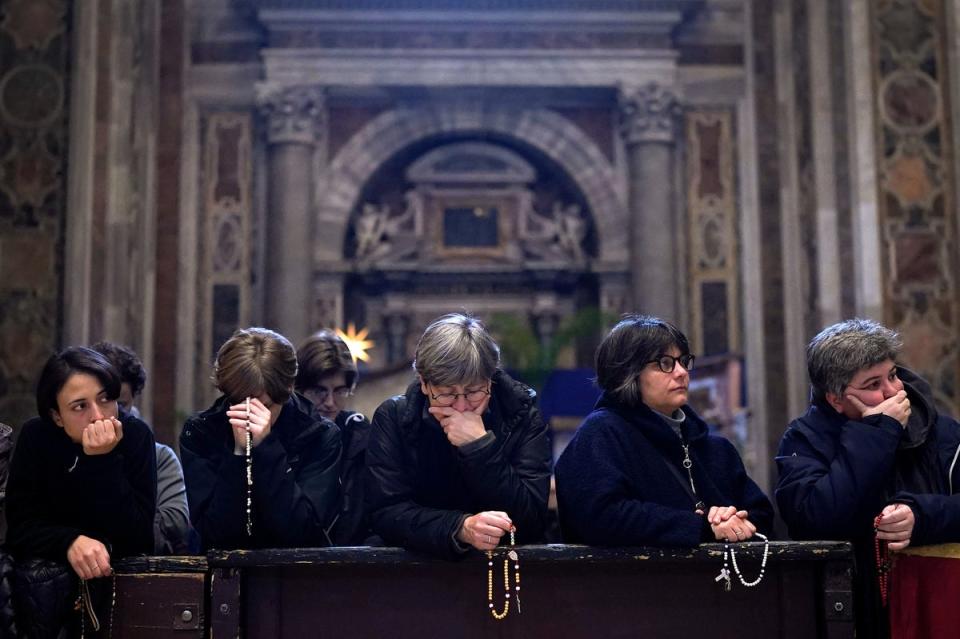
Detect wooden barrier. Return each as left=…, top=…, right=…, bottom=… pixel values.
left=110, top=542, right=853, bottom=638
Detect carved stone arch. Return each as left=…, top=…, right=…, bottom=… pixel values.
left=314, top=103, right=628, bottom=265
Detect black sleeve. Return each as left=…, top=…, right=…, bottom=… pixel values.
left=179, top=417, right=248, bottom=550
left=366, top=400, right=468, bottom=559
left=775, top=415, right=901, bottom=540
left=455, top=405, right=552, bottom=543
left=5, top=420, right=83, bottom=560
left=251, top=419, right=342, bottom=547
left=73, top=416, right=157, bottom=556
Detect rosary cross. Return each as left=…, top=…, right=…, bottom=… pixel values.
left=715, top=567, right=731, bottom=591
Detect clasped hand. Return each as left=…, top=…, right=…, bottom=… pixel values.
left=83, top=417, right=123, bottom=456
left=458, top=511, right=513, bottom=551
left=876, top=503, right=914, bottom=551
left=706, top=505, right=757, bottom=542
left=228, top=397, right=272, bottom=454
left=428, top=406, right=487, bottom=447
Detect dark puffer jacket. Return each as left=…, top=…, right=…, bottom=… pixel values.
left=366, top=370, right=552, bottom=559
left=327, top=410, right=372, bottom=546
left=555, top=393, right=773, bottom=546
left=180, top=392, right=342, bottom=550
left=776, top=367, right=960, bottom=638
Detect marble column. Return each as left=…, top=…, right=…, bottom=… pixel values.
left=619, top=84, right=682, bottom=321
left=257, top=85, right=326, bottom=344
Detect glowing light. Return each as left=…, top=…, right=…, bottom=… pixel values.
left=336, top=323, right=374, bottom=363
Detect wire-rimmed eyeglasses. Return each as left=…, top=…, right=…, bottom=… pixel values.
left=646, top=354, right=695, bottom=373
left=429, top=388, right=491, bottom=407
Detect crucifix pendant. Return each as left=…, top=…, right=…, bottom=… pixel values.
left=715, top=568, right=731, bottom=591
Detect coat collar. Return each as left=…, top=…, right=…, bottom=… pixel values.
left=594, top=392, right=710, bottom=447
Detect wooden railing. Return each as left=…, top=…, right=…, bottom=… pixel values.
left=110, top=541, right=853, bottom=638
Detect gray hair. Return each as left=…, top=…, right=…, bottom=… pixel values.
left=413, top=313, right=500, bottom=386
left=807, top=318, right=902, bottom=402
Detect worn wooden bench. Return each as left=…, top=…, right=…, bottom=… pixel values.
left=110, top=542, right=853, bottom=638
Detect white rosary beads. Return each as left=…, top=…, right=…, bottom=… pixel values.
left=716, top=532, right=769, bottom=590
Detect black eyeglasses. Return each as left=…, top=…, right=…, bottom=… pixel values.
left=429, top=388, right=491, bottom=407
left=647, top=354, right=695, bottom=373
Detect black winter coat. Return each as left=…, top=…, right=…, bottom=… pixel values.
left=5, top=414, right=157, bottom=562
left=366, top=370, right=552, bottom=559
left=776, top=367, right=960, bottom=638
left=180, top=393, right=342, bottom=550
left=555, top=394, right=773, bottom=546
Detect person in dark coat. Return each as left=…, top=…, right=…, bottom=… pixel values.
left=296, top=329, right=371, bottom=545
left=6, top=347, right=157, bottom=579
left=92, top=341, right=195, bottom=555
left=180, top=327, right=342, bottom=550
left=366, top=313, right=551, bottom=559
left=555, top=315, right=773, bottom=547
left=776, top=318, right=960, bottom=638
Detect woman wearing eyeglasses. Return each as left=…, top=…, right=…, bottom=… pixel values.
left=555, top=315, right=773, bottom=546
left=366, top=313, right=551, bottom=558
left=296, top=330, right=372, bottom=545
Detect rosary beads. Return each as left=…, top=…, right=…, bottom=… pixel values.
left=874, top=514, right=891, bottom=606
left=245, top=397, right=253, bottom=537
left=487, top=528, right=520, bottom=620
left=78, top=576, right=117, bottom=638
left=715, top=532, right=769, bottom=591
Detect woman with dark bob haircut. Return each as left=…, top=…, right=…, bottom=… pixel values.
left=555, top=315, right=773, bottom=546
left=6, top=346, right=157, bottom=579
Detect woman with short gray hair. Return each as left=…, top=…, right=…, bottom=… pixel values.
left=366, top=313, right=551, bottom=559
left=777, top=318, right=960, bottom=638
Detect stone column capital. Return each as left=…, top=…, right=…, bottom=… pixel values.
left=256, top=84, right=327, bottom=145
left=618, top=83, right=682, bottom=145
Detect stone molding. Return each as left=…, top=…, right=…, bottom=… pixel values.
left=618, top=82, right=681, bottom=144
left=256, top=84, right=327, bottom=145
left=313, top=102, right=629, bottom=265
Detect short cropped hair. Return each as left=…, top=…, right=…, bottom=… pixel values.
left=36, top=346, right=121, bottom=421
left=595, top=315, right=690, bottom=408
left=807, top=318, right=902, bottom=402
left=413, top=313, right=500, bottom=386
left=91, top=341, right=147, bottom=397
left=213, top=327, right=297, bottom=405
left=295, top=330, right=358, bottom=392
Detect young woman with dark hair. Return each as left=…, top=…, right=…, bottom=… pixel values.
left=6, top=346, right=157, bottom=577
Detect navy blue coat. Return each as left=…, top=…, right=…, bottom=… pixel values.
left=776, top=368, right=960, bottom=638
left=776, top=369, right=960, bottom=546
left=555, top=394, right=773, bottom=547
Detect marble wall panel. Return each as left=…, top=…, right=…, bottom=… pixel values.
left=0, top=0, right=69, bottom=428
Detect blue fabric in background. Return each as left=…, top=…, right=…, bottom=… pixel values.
left=537, top=369, right=601, bottom=422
